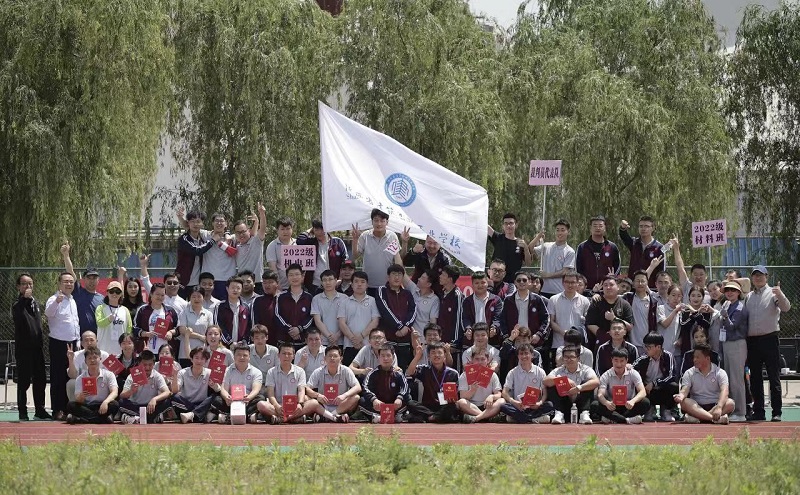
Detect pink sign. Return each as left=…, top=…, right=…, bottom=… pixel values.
left=282, top=245, right=317, bottom=270
left=691, top=219, right=727, bottom=248
left=528, top=160, right=562, bottom=186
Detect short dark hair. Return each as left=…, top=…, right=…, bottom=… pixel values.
left=562, top=270, right=579, bottom=282
left=471, top=271, right=488, bottom=281
left=140, top=350, right=156, bottom=362
left=632, top=270, right=649, bottom=281
left=693, top=342, right=712, bottom=358
left=564, top=328, right=583, bottom=346
left=423, top=323, right=442, bottom=337
left=513, top=270, right=529, bottom=281
left=516, top=343, right=535, bottom=355
left=472, top=322, right=489, bottom=335
left=211, top=212, right=226, bottom=222
left=725, top=269, right=741, bottom=278
left=589, top=215, right=606, bottom=225
left=311, top=218, right=324, bottom=230
left=353, top=270, right=369, bottom=283
left=286, top=263, right=304, bottom=275
left=320, top=269, right=336, bottom=281
left=16, top=272, right=32, bottom=285
left=226, top=276, right=244, bottom=287
left=232, top=343, right=250, bottom=354
left=639, top=215, right=655, bottom=224
left=426, top=341, right=446, bottom=355
left=237, top=270, right=255, bottom=280
left=275, top=217, right=294, bottom=228
left=251, top=324, right=268, bottom=337
left=83, top=347, right=102, bottom=359
left=378, top=343, right=395, bottom=355
left=370, top=209, right=389, bottom=220
left=561, top=345, right=580, bottom=358
left=189, top=347, right=211, bottom=360
left=441, top=265, right=460, bottom=283
left=368, top=328, right=385, bottom=338
left=58, top=272, right=74, bottom=282
left=656, top=271, right=672, bottom=281
left=325, top=345, right=342, bottom=356
left=186, top=210, right=206, bottom=222
left=278, top=342, right=295, bottom=353
left=554, top=219, right=570, bottom=229
left=502, top=213, right=517, bottom=222
left=306, top=328, right=321, bottom=338
left=261, top=270, right=278, bottom=281
left=643, top=332, right=664, bottom=346
left=199, top=272, right=215, bottom=282
left=387, top=264, right=405, bottom=276
left=164, top=272, right=180, bottom=282
left=611, top=348, right=629, bottom=360
left=690, top=264, right=707, bottom=274
left=602, top=275, right=618, bottom=285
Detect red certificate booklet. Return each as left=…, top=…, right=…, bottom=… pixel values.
left=522, top=386, right=541, bottom=407
left=323, top=383, right=339, bottom=401
left=283, top=395, right=298, bottom=421
left=153, top=318, right=169, bottom=339
left=209, top=363, right=226, bottom=385
left=612, top=385, right=628, bottom=406
left=442, top=382, right=459, bottom=402
left=554, top=376, right=571, bottom=397
left=476, top=367, right=493, bottom=388
left=158, top=356, right=174, bottom=376
left=103, top=355, right=125, bottom=376
left=465, top=364, right=480, bottom=385
left=130, top=365, right=148, bottom=386
left=82, top=376, right=98, bottom=396
left=230, top=384, right=245, bottom=401
left=380, top=403, right=396, bottom=424
left=210, top=351, right=227, bottom=366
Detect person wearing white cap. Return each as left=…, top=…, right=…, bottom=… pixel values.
left=719, top=280, right=748, bottom=422
left=95, top=281, right=133, bottom=355
left=745, top=265, right=791, bottom=422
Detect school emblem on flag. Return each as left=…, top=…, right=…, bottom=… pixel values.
left=385, top=173, right=416, bottom=207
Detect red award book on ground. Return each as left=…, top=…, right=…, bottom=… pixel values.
left=153, top=318, right=169, bottom=339
left=522, top=386, right=541, bottom=407
left=103, top=355, right=125, bottom=375
left=130, top=365, right=148, bottom=386
left=443, top=382, right=459, bottom=402
left=476, top=366, right=493, bottom=388
left=465, top=364, right=480, bottom=385
left=554, top=376, right=571, bottom=397
left=612, top=385, right=628, bottom=406
left=230, top=384, right=245, bottom=401
left=158, top=356, right=174, bottom=376
left=209, top=363, right=226, bottom=385
left=210, top=351, right=226, bottom=366
left=283, top=395, right=298, bottom=421
left=323, top=384, right=339, bottom=401
left=82, top=376, right=97, bottom=395
left=380, top=403, right=396, bottom=424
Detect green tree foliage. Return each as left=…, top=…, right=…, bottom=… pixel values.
left=726, top=2, right=800, bottom=264
left=0, top=0, right=172, bottom=266
left=502, top=0, right=735, bottom=260
left=166, top=0, right=338, bottom=226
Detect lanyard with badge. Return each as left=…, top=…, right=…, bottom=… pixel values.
left=434, top=367, right=448, bottom=405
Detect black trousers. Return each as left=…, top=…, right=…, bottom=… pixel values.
left=648, top=382, right=679, bottom=408
left=16, top=345, right=47, bottom=416
left=590, top=398, right=651, bottom=423
left=66, top=400, right=120, bottom=423
left=342, top=347, right=358, bottom=367
left=49, top=337, right=78, bottom=415
left=406, top=400, right=458, bottom=423
left=501, top=402, right=555, bottom=423
left=171, top=394, right=215, bottom=421
left=118, top=397, right=171, bottom=422
left=549, top=388, right=594, bottom=415
left=210, top=394, right=264, bottom=416
left=747, top=332, right=782, bottom=417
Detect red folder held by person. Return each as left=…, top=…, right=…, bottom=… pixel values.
left=231, top=384, right=245, bottom=401
left=153, top=318, right=169, bottom=339
left=158, top=356, right=174, bottom=376
left=522, top=386, right=541, bottom=407
left=209, top=363, right=226, bottom=385
left=82, top=376, right=97, bottom=396
left=130, top=365, right=148, bottom=386
left=443, top=383, right=459, bottom=402
left=554, top=376, right=571, bottom=397
left=324, top=384, right=339, bottom=401
left=283, top=395, right=299, bottom=421
left=612, top=385, right=628, bottom=406
left=103, top=355, right=125, bottom=375
left=380, top=403, right=396, bottom=424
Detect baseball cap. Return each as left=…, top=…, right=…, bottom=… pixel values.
left=84, top=267, right=99, bottom=277
left=751, top=265, right=768, bottom=275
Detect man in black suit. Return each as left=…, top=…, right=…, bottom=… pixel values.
left=11, top=273, right=51, bottom=420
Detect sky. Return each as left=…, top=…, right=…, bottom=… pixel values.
left=467, top=0, right=781, bottom=47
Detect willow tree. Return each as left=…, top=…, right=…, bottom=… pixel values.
left=502, top=0, right=735, bottom=257
left=167, top=0, right=338, bottom=226
left=726, top=3, right=800, bottom=264
left=337, top=0, right=512, bottom=225
left=0, top=0, right=172, bottom=266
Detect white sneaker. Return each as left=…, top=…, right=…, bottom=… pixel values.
left=579, top=411, right=592, bottom=425
left=729, top=414, right=746, bottom=423
left=533, top=414, right=551, bottom=424
left=713, top=414, right=729, bottom=425
left=218, top=413, right=228, bottom=424
left=179, top=412, right=194, bottom=424
left=372, top=415, right=381, bottom=424
left=684, top=414, right=700, bottom=423
left=506, top=415, right=516, bottom=423
left=661, top=410, right=675, bottom=422
left=601, top=416, right=612, bottom=424
left=627, top=415, right=642, bottom=424
left=248, top=413, right=258, bottom=424
left=551, top=411, right=564, bottom=424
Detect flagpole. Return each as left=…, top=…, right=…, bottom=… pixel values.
left=542, top=185, right=547, bottom=230
left=707, top=246, right=713, bottom=276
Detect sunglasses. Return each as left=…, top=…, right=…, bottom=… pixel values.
left=515, top=279, right=528, bottom=283
left=108, top=289, right=122, bottom=295
left=165, top=281, right=180, bottom=286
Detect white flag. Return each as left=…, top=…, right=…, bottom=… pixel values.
left=319, top=101, right=488, bottom=271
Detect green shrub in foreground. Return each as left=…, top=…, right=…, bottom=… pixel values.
left=1, top=429, right=798, bottom=494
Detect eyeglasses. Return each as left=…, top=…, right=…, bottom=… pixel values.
left=515, top=279, right=528, bottom=283
left=491, top=268, right=505, bottom=273
left=165, top=281, right=180, bottom=286
left=108, top=289, right=122, bottom=295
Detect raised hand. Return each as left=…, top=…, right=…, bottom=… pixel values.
left=620, top=220, right=630, bottom=230
left=60, top=241, right=70, bottom=256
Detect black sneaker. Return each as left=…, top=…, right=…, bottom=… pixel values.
left=34, top=410, right=53, bottom=420
left=66, top=414, right=76, bottom=425
left=18, top=415, right=30, bottom=422
left=771, top=415, right=782, bottom=422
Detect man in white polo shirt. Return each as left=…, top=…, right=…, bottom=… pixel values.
left=337, top=271, right=381, bottom=366
left=311, top=270, right=347, bottom=346
left=529, top=219, right=576, bottom=299
left=170, top=347, right=218, bottom=423
left=212, top=343, right=264, bottom=424
left=304, top=346, right=361, bottom=422
left=351, top=209, right=403, bottom=294
left=257, top=343, right=307, bottom=424
left=501, top=344, right=554, bottom=423
left=248, top=324, right=279, bottom=376
left=294, top=328, right=326, bottom=378
left=591, top=348, right=650, bottom=424
left=674, top=343, right=734, bottom=424
left=45, top=271, right=81, bottom=420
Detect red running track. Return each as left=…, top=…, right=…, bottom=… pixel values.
left=1, top=422, right=799, bottom=446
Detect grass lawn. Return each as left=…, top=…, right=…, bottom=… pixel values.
left=2, top=429, right=798, bottom=494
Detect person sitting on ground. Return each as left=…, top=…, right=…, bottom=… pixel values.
left=674, top=343, right=735, bottom=424
left=118, top=350, right=172, bottom=424
left=500, top=326, right=543, bottom=372
left=632, top=332, right=679, bottom=422
left=594, top=319, right=638, bottom=376
left=257, top=343, right=307, bottom=424
left=212, top=343, right=264, bottom=424
left=410, top=323, right=454, bottom=368
left=456, top=349, right=505, bottom=423
left=115, top=333, right=140, bottom=390
left=591, top=348, right=650, bottom=424
left=349, top=328, right=398, bottom=378
left=461, top=322, right=500, bottom=371
left=248, top=324, right=279, bottom=377
left=294, top=328, right=326, bottom=378
left=67, top=330, right=110, bottom=401
left=501, top=344, right=554, bottom=424
left=544, top=346, right=599, bottom=424
left=679, top=325, right=720, bottom=376
left=359, top=344, right=410, bottom=423
left=405, top=341, right=460, bottom=423
left=555, top=328, right=593, bottom=368
left=204, top=325, right=233, bottom=367
left=304, top=346, right=361, bottom=423
left=66, top=347, right=119, bottom=424
left=170, top=347, right=218, bottom=423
